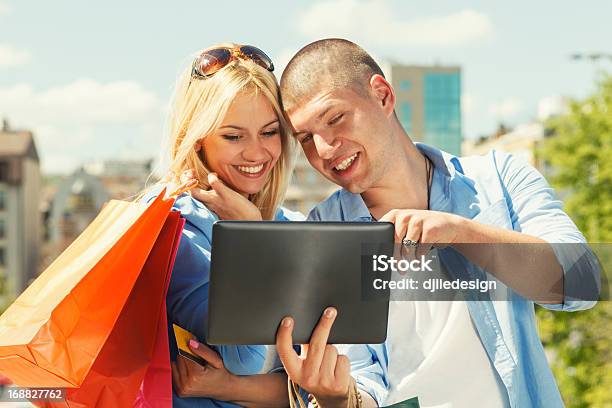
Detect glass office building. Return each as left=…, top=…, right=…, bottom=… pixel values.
left=389, top=65, right=462, bottom=156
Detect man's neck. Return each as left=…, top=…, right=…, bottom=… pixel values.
left=361, top=125, right=429, bottom=220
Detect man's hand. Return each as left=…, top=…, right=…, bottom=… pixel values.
left=380, top=209, right=466, bottom=256
left=171, top=339, right=235, bottom=400
left=276, top=307, right=351, bottom=408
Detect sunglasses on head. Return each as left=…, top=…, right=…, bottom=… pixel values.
left=191, top=45, right=275, bottom=80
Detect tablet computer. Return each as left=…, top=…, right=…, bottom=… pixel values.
left=207, top=221, right=394, bottom=345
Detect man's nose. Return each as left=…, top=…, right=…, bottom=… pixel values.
left=313, top=133, right=340, bottom=160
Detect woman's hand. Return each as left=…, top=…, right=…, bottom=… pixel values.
left=179, top=170, right=263, bottom=220
left=171, top=339, right=236, bottom=400
left=171, top=340, right=292, bottom=408
left=276, top=308, right=352, bottom=408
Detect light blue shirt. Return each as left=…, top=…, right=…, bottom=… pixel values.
left=307, top=143, right=599, bottom=407
left=145, top=190, right=304, bottom=407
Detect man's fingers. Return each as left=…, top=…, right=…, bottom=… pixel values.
left=188, top=339, right=223, bottom=369
left=394, top=213, right=411, bottom=243
left=303, top=307, right=337, bottom=373
left=401, top=217, right=422, bottom=259
left=276, top=317, right=303, bottom=380
left=378, top=210, right=397, bottom=223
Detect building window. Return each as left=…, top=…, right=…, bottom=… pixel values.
left=399, top=80, right=412, bottom=91
left=423, top=72, right=462, bottom=155
left=0, top=190, right=4, bottom=211
left=399, top=101, right=412, bottom=133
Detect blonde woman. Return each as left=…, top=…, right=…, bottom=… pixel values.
left=144, top=44, right=304, bottom=407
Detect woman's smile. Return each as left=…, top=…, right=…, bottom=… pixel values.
left=233, top=161, right=269, bottom=178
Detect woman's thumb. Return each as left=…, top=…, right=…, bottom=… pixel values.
left=188, top=339, right=224, bottom=369
left=207, top=173, right=227, bottom=195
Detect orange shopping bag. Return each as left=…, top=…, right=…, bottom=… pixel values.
left=0, top=188, right=184, bottom=407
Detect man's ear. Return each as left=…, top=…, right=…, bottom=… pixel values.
left=369, top=74, right=396, bottom=117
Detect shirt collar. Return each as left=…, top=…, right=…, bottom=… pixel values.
left=337, top=143, right=464, bottom=221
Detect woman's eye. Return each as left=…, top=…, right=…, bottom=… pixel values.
left=328, top=113, right=344, bottom=126
left=262, top=129, right=280, bottom=137
left=223, top=134, right=241, bottom=141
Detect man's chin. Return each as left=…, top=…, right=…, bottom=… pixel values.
left=334, top=178, right=367, bottom=194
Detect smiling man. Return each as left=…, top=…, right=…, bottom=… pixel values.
left=273, top=38, right=600, bottom=408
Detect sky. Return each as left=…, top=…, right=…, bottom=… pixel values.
left=1, top=0, right=611, bottom=174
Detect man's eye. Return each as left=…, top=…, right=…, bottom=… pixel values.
left=300, top=134, right=313, bottom=144
left=328, top=113, right=344, bottom=126
left=223, top=134, right=241, bottom=141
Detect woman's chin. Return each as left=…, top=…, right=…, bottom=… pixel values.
left=229, top=179, right=267, bottom=196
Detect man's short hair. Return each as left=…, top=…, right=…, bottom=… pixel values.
left=280, top=38, right=385, bottom=112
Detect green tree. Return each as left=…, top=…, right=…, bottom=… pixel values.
left=537, top=73, right=612, bottom=408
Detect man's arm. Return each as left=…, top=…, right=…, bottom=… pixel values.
left=380, top=151, right=600, bottom=308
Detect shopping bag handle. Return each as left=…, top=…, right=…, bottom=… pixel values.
left=168, top=179, right=199, bottom=199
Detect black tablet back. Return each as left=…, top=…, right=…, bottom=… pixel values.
left=207, top=221, right=394, bottom=345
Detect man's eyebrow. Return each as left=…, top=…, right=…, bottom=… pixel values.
left=317, top=105, right=335, bottom=121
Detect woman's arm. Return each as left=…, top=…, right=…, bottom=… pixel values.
left=172, top=340, right=290, bottom=408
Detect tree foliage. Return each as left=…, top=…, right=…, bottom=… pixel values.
left=537, top=73, right=612, bottom=408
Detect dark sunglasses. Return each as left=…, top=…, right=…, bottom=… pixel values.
left=191, top=45, right=275, bottom=80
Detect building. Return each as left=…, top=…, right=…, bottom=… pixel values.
left=284, top=151, right=337, bottom=215
left=462, top=122, right=546, bottom=172
left=386, top=64, right=462, bottom=155
left=41, top=159, right=154, bottom=269
left=0, top=120, right=41, bottom=302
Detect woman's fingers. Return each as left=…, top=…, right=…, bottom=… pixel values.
left=302, top=308, right=337, bottom=375
left=188, top=339, right=223, bottom=369
left=179, top=169, right=196, bottom=184
left=319, top=345, right=338, bottom=384
left=208, top=173, right=230, bottom=197
left=276, top=317, right=303, bottom=381
left=190, top=187, right=217, bottom=204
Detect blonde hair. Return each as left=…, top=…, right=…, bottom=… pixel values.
left=159, top=45, right=295, bottom=220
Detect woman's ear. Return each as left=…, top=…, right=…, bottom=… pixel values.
left=369, top=74, right=396, bottom=118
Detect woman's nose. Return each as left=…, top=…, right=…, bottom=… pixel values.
left=242, top=139, right=268, bottom=162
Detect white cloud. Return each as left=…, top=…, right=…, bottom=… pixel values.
left=297, top=0, right=493, bottom=47
left=488, top=97, right=524, bottom=120
left=0, top=79, right=164, bottom=174
left=0, top=2, right=10, bottom=15
left=0, top=44, right=30, bottom=67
